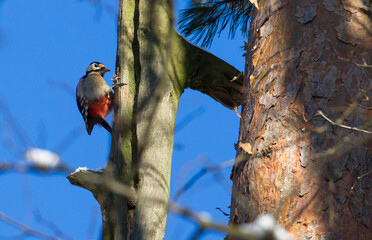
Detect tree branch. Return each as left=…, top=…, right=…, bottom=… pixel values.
left=67, top=168, right=136, bottom=204
left=317, top=110, right=372, bottom=134
left=0, top=211, right=59, bottom=240
left=181, top=35, right=244, bottom=109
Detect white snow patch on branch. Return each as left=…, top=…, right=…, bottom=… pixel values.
left=72, top=167, right=89, bottom=174
left=197, top=211, right=212, bottom=222
left=239, top=214, right=292, bottom=240
left=24, top=148, right=60, bottom=169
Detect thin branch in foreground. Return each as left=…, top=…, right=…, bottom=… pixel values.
left=234, top=106, right=242, bottom=119
left=350, top=170, right=372, bottom=205
left=52, top=125, right=84, bottom=154
left=316, top=110, right=372, bottom=134
left=216, top=207, right=229, bottom=216
left=0, top=211, right=60, bottom=240
left=189, top=227, right=205, bottom=240
left=86, top=206, right=100, bottom=240
left=68, top=167, right=291, bottom=240
left=169, top=203, right=291, bottom=240
left=0, top=160, right=73, bottom=175
left=71, top=0, right=118, bottom=20
left=34, top=210, right=75, bottom=240
left=0, top=95, right=80, bottom=174
left=169, top=202, right=253, bottom=240
left=175, top=106, right=206, bottom=133
left=354, top=59, right=372, bottom=68
left=350, top=170, right=372, bottom=192
left=173, top=159, right=234, bottom=201
left=48, top=79, right=75, bottom=96
left=337, top=56, right=372, bottom=68
left=0, top=97, right=35, bottom=150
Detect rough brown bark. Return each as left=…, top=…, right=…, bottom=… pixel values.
left=229, top=0, right=372, bottom=239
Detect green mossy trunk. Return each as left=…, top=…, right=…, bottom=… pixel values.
left=101, top=1, right=242, bottom=240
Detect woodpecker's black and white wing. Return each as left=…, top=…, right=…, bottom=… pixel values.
left=76, top=75, right=90, bottom=124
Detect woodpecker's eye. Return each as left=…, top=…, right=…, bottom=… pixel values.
left=94, top=63, right=99, bottom=68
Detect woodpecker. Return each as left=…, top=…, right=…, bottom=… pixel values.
left=76, top=62, right=123, bottom=135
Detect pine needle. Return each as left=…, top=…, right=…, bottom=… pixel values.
left=178, top=0, right=254, bottom=48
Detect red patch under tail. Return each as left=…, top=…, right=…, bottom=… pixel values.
left=88, top=94, right=112, bottom=119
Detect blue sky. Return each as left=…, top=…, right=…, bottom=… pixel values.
left=0, top=0, right=245, bottom=239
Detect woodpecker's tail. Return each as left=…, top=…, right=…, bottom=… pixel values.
left=98, top=118, right=112, bottom=134
left=86, top=117, right=112, bottom=135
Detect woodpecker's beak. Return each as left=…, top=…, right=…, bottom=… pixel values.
left=103, top=67, right=111, bottom=73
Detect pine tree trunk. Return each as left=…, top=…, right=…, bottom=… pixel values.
left=229, top=0, right=372, bottom=239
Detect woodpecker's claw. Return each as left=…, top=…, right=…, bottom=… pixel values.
left=110, top=82, right=126, bottom=90
left=112, top=74, right=121, bottom=83
left=113, top=83, right=126, bottom=87
left=110, top=74, right=126, bottom=90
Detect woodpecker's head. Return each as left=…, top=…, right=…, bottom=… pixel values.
left=86, top=62, right=110, bottom=76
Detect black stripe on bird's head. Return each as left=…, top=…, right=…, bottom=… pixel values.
left=86, top=62, right=110, bottom=76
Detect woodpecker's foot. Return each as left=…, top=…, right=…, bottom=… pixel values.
left=112, top=74, right=120, bottom=83
left=110, top=82, right=126, bottom=90
left=110, top=74, right=126, bottom=90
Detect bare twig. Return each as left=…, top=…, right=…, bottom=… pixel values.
left=0, top=96, right=77, bottom=174
left=0, top=211, right=60, bottom=240
left=317, top=110, right=372, bottom=134
left=327, top=180, right=335, bottom=228
left=52, top=125, right=84, bottom=154
left=350, top=170, right=372, bottom=192
left=231, top=72, right=243, bottom=82
left=0, top=161, right=73, bottom=175
left=350, top=170, right=372, bottom=205
left=71, top=0, right=117, bottom=20
left=216, top=207, right=229, bottom=216
left=48, top=79, right=75, bottom=96
left=68, top=167, right=290, bottom=240
left=86, top=206, right=100, bottom=240
left=173, top=159, right=234, bottom=201
left=0, top=97, right=35, bottom=150
left=234, top=106, right=242, bottom=119
left=189, top=227, right=205, bottom=240
left=337, top=56, right=372, bottom=68
left=168, top=203, right=260, bottom=240
left=175, top=106, right=206, bottom=133
left=34, top=210, right=75, bottom=240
